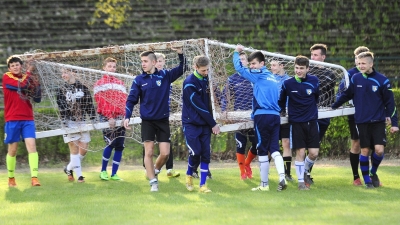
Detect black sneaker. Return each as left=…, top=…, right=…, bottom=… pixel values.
left=365, top=183, right=375, bottom=189
left=285, top=174, right=294, bottom=182
left=77, top=176, right=85, bottom=183
left=277, top=179, right=288, bottom=191
left=64, top=167, right=74, bottom=182
left=304, top=173, right=313, bottom=187
left=370, top=173, right=380, bottom=188
left=207, top=170, right=212, bottom=179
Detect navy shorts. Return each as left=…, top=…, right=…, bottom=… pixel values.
left=183, top=124, right=211, bottom=164
left=4, top=121, right=36, bottom=144
left=279, top=123, right=290, bottom=139
left=290, top=120, right=320, bottom=149
left=235, top=129, right=256, bottom=154
left=356, top=122, right=386, bottom=148
left=141, top=118, right=170, bottom=143
left=254, top=114, right=280, bottom=156
left=348, top=119, right=359, bottom=140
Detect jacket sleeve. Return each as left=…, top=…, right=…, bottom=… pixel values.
left=233, top=52, right=257, bottom=83
left=183, top=83, right=217, bottom=127
left=167, top=53, right=185, bottom=83
left=332, top=78, right=353, bottom=109
left=278, top=81, right=288, bottom=113
left=382, top=79, right=398, bottom=127
left=125, top=79, right=141, bottom=119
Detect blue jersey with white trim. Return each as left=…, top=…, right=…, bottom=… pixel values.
left=182, top=73, right=217, bottom=127
left=279, top=75, right=320, bottom=123
left=332, top=69, right=398, bottom=126
left=125, top=54, right=184, bottom=120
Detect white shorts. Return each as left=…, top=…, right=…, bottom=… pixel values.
left=62, top=120, right=91, bottom=143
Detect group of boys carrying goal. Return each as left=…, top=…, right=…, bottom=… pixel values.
left=3, top=39, right=397, bottom=192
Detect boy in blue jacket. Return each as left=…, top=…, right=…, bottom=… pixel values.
left=279, top=55, right=320, bottom=190
left=124, top=47, right=184, bottom=192
left=332, top=51, right=398, bottom=188
left=234, top=45, right=287, bottom=192
left=182, top=55, right=220, bottom=193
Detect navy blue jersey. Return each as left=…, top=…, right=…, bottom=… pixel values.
left=279, top=75, right=319, bottom=123
left=182, top=72, right=217, bottom=127
left=125, top=54, right=184, bottom=120
left=332, top=69, right=398, bottom=126
left=220, top=73, right=253, bottom=111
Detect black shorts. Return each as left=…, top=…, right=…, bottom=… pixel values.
left=280, top=123, right=290, bottom=139
left=356, top=122, right=386, bottom=148
left=290, top=121, right=320, bottom=149
left=347, top=119, right=359, bottom=140
left=141, top=118, right=171, bottom=143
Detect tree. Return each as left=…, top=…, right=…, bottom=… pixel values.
left=88, top=0, right=132, bottom=29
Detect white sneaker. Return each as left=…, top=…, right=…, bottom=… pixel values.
left=151, top=183, right=158, bottom=192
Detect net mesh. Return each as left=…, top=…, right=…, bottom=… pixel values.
left=17, top=38, right=349, bottom=151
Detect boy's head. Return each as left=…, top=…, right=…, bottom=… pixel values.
left=247, top=51, right=265, bottom=70
left=61, top=68, right=76, bottom=84
left=193, top=55, right=210, bottom=77
left=357, top=51, right=374, bottom=74
left=155, top=53, right=166, bottom=71
left=294, top=55, right=310, bottom=78
left=7, top=56, right=23, bottom=75
left=353, top=46, right=369, bottom=67
left=310, top=43, right=327, bottom=62
left=103, top=57, right=117, bottom=73
left=269, top=57, right=286, bottom=75
left=239, top=51, right=248, bottom=67
left=140, top=51, right=157, bottom=73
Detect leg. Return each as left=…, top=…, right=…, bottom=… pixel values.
left=166, top=144, right=180, bottom=177
left=25, top=138, right=40, bottom=182
left=348, top=118, right=361, bottom=184
left=7, top=142, right=18, bottom=187
left=199, top=128, right=212, bottom=193
left=282, top=138, right=292, bottom=179
left=144, top=141, right=156, bottom=180
left=235, top=131, right=247, bottom=179
left=244, top=129, right=257, bottom=179
left=295, top=148, right=308, bottom=190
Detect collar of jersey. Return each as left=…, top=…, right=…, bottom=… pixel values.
left=194, top=70, right=204, bottom=80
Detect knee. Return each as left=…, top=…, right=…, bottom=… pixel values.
left=200, top=156, right=210, bottom=164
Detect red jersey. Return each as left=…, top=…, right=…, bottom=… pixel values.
left=2, top=71, right=37, bottom=122
left=94, top=74, right=128, bottom=119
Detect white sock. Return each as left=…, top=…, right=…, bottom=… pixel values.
left=271, top=151, right=285, bottom=182
left=71, top=154, right=82, bottom=177
left=67, top=154, right=74, bottom=171
left=304, top=156, right=315, bottom=173
left=79, top=154, right=85, bottom=162
left=259, top=155, right=269, bottom=187
left=295, top=161, right=305, bottom=183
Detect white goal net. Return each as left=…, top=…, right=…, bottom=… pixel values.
left=16, top=38, right=352, bottom=151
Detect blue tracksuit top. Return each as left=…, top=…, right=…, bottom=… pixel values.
left=220, top=73, right=253, bottom=111
left=279, top=75, right=320, bottom=123
left=274, top=73, right=291, bottom=92
left=125, top=53, right=184, bottom=120
left=232, top=51, right=280, bottom=117
left=182, top=71, right=217, bottom=127
left=332, top=69, right=398, bottom=126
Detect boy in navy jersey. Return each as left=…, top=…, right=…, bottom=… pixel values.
left=332, top=52, right=398, bottom=188
left=124, top=47, right=184, bottom=192
left=279, top=56, right=320, bottom=190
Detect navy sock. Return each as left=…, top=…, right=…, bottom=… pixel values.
left=111, top=150, right=123, bottom=176
left=370, top=152, right=384, bottom=175
left=200, top=162, right=209, bottom=187
left=359, top=154, right=371, bottom=184
left=101, top=145, right=113, bottom=171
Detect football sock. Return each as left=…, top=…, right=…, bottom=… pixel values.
left=71, top=154, right=82, bottom=177
left=349, top=152, right=360, bottom=180
left=67, top=154, right=73, bottom=171
left=186, top=156, right=196, bottom=176
left=79, top=154, right=85, bottom=162
left=370, top=152, right=383, bottom=175
left=359, top=154, right=371, bottom=184
left=236, top=153, right=246, bottom=175
left=304, top=156, right=315, bottom=174
left=28, top=152, right=39, bottom=177
left=244, top=150, right=257, bottom=166
left=259, top=155, right=269, bottom=187
left=283, top=156, right=292, bottom=176
left=112, top=150, right=123, bottom=176
left=295, top=161, right=305, bottom=183
left=101, top=145, right=113, bottom=171
left=271, top=152, right=285, bottom=182
left=200, top=162, right=209, bottom=187
left=6, top=154, right=16, bottom=178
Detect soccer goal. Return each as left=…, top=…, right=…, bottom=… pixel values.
left=17, top=38, right=353, bottom=150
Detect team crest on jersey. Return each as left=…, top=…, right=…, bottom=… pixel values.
left=156, top=80, right=161, bottom=86
left=372, top=86, right=378, bottom=92
left=306, top=89, right=312, bottom=95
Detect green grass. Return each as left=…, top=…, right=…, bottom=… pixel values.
left=1, top=163, right=400, bottom=225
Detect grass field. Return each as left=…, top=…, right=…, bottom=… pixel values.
left=1, top=160, right=400, bottom=225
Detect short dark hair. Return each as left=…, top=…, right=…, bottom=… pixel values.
left=295, top=55, right=309, bottom=68
left=7, top=56, right=23, bottom=68
left=310, top=44, right=327, bottom=55
left=248, top=51, right=265, bottom=64
left=140, top=51, right=157, bottom=62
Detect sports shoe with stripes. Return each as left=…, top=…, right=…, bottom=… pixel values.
left=64, top=167, right=74, bottom=182
left=298, top=182, right=310, bottom=191
left=186, top=175, right=194, bottom=191
left=277, top=179, right=287, bottom=191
